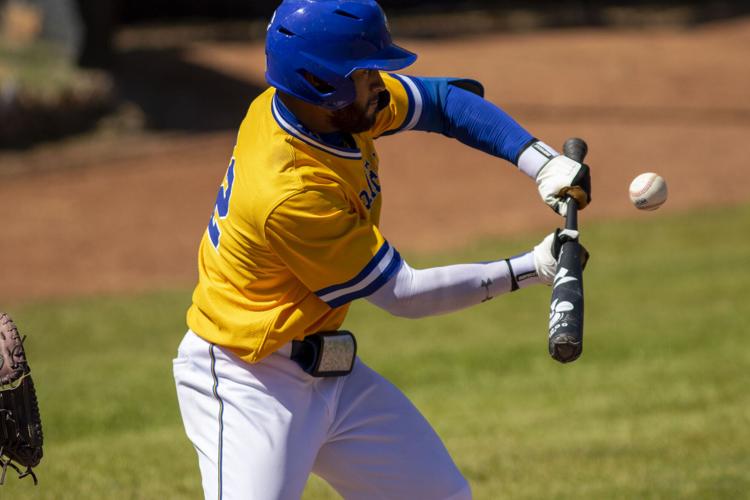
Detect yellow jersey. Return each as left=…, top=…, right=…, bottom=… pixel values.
left=187, top=73, right=424, bottom=363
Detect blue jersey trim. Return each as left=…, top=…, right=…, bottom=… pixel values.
left=326, top=254, right=402, bottom=308
left=315, top=241, right=402, bottom=308
left=379, top=74, right=424, bottom=137
left=316, top=241, right=391, bottom=297
left=271, top=94, right=362, bottom=160
left=390, top=74, right=416, bottom=133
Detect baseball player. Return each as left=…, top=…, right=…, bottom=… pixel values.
left=173, top=1, right=591, bottom=499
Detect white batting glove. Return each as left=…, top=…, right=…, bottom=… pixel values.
left=533, top=229, right=589, bottom=285
left=517, top=141, right=592, bottom=217
left=533, top=232, right=559, bottom=285
left=536, top=155, right=591, bottom=216
left=535, top=155, right=592, bottom=216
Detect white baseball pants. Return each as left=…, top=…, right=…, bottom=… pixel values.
left=173, top=330, right=471, bottom=500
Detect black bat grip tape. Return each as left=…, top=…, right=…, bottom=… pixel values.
left=562, top=137, right=587, bottom=230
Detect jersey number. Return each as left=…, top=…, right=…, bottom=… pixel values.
left=208, top=158, right=236, bottom=250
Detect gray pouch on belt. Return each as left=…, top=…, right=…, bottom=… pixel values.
left=290, top=331, right=357, bottom=377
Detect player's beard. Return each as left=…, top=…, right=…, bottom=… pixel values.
left=330, top=98, right=379, bottom=134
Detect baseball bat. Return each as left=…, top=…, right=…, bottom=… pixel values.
left=548, top=138, right=587, bottom=363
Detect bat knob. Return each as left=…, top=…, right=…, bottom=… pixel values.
left=549, top=336, right=582, bottom=363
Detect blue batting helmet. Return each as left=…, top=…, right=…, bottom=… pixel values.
left=265, top=0, right=417, bottom=110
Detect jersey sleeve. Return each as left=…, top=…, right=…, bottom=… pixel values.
left=265, top=189, right=402, bottom=308
left=370, top=72, right=425, bottom=139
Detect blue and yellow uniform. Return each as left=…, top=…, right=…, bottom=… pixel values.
left=174, top=3, right=556, bottom=498
left=188, top=73, right=426, bottom=363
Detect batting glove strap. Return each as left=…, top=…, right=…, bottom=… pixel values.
left=507, top=252, right=541, bottom=291
left=517, top=140, right=558, bottom=179
left=504, top=259, right=519, bottom=291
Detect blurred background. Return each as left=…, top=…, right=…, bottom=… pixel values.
left=1, top=1, right=749, bottom=498
left=1, top=0, right=748, bottom=302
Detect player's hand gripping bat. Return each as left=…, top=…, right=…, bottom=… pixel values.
left=548, top=138, right=588, bottom=363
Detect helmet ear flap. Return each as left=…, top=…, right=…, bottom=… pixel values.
left=295, top=62, right=356, bottom=110
left=294, top=69, right=344, bottom=107
left=298, top=70, right=336, bottom=95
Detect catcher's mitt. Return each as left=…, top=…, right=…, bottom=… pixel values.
left=0, top=313, right=43, bottom=485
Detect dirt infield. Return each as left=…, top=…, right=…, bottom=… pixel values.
left=1, top=19, right=748, bottom=303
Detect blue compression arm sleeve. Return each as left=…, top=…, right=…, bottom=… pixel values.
left=411, top=76, right=534, bottom=165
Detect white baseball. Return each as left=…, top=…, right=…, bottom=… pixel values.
left=629, top=173, right=667, bottom=211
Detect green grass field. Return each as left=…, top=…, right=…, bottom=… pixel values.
left=3, top=204, right=749, bottom=499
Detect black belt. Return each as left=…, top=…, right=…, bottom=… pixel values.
left=290, top=331, right=357, bottom=377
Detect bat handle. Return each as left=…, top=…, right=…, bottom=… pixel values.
left=565, top=198, right=578, bottom=231
left=563, top=137, right=588, bottom=163
left=562, top=137, right=588, bottom=231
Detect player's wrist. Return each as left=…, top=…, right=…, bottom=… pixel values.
left=517, top=140, right=559, bottom=179
left=507, top=251, right=542, bottom=290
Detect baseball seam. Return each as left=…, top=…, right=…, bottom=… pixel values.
left=631, top=175, right=656, bottom=197
left=643, top=198, right=666, bottom=209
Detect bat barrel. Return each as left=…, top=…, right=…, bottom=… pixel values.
left=548, top=238, right=585, bottom=363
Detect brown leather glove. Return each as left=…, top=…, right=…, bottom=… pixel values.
left=0, top=313, right=43, bottom=485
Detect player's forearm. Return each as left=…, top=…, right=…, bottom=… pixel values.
left=411, top=77, right=586, bottom=205
left=366, top=253, right=541, bottom=319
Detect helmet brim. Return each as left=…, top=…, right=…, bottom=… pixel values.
left=347, top=44, right=417, bottom=75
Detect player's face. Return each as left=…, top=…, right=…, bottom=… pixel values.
left=330, top=69, right=386, bottom=133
